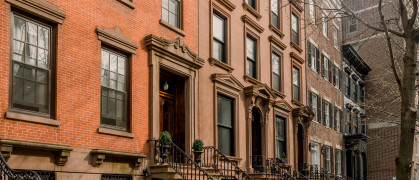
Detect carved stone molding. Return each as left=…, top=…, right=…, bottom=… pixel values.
left=211, top=73, right=244, bottom=92
left=269, top=36, right=287, bottom=50
left=96, top=27, right=138, bottom=54
left=91, top=149, right=146, bottom=170
left=242, top=3, right=261, bottom=20
left=144, top=34, right=204, bottom=69
left=241, top=15, right=264, bottom=33
left=216, top=0, right=236, bottom=11
left=209, top=57, right=234, bottom=73
left=244, top=84, right=277, bottom=126
left=290, top=42, right=303, bottom=54
left=6, top=0, right=66, bottom=24
left=290, top=52, right=305, bottom=64
left=0, top=139, right=73, bottom=166
left=269, top=25, right=285, bottom=39
left=292, top=106, right=314, bottom=129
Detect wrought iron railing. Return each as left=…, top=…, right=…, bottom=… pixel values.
left=252, top=155, right=309, bottom=180
left=201, top=146, right=253, bottom=180
left=0, top=152, right=41, bottom=180
left=151, top=140, right=214, bottom=180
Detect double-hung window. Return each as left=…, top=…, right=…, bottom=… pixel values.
left=292, top=67, right=300, bottom=101
left=334, top=66, right=340, bottom=88
left=322, top=13, right=327, bottom=37
left=335, top=108, right=340, bottom=131
left=311, top=142, right=320, bottom=166
left=348, top=17, right=358, bottom=33
left=345, top=109, right=351, bottom=135
left=217, top=95, right=235, bottom=156
left=352, top=79, right=357, bottom=101
left=309, top=92, right=319, bottom=122
left=345, top=72, right=351, bottom=97
left=246, top=0, right=256, bottom=9
left=213, top=13, right=226, bottom=63
left=275, top=116, right=286, bottom=159
left=162, top=0, right=181, bottom=28
left=272, top=53, right=281, bottom=92
left=324, top=101, right=330, bottom=127
left=308, top=42, right=318, bottom=71
left=333, top=27, right=338, bottom=48
left=360, top=84, right=365, bottom=103
left=323, top=56, right=330, bottom=81
left=101, top=48, right=128, bottom=131
left=271, top=0, right=280, bottom=29
left=11, top=14, right=53, bottom=116
left=325, top=146, right=332, bottom=173
left=335, top=150, right=342, bottom=175
left=246, top=36, right=257, bottom=79
left=309, top=0, right=315, bottom=23
left=291, top=13, right=299, bottom=45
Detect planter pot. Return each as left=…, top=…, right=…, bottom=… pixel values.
left=159, top=144, right=170, bottom=162
left=193, top=151, right=203, bottom=164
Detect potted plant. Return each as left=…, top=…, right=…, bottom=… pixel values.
left=192, top=139, right=204, bottom=164
left=159, top=131, right=172, bottom=162
left=301, top=163, right=309, bottom=176
left=281, top=152, right=287, bottom=164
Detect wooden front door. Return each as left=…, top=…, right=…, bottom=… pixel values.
left=159, top=70, right=185, bottom=151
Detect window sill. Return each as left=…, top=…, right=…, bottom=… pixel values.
left=269, top=25, right=284, bottom=39
left=310, top=67, right=319, bottom=74
left=292, top=99, right=304, bottom=107
left=97, top=127, right=135, bottom=138
left=159, top=20, right=186, bottom=37
left=242, top=3, right=261, bottom=20
left=5, top=111, right=59, bottom=126
left=116, top=0, right=135, bottom=9
left=243, top=75, right=261, bottom=85
left=209, top=57, right=234, bottom=73
left=290, top=42, right=303, bottom=54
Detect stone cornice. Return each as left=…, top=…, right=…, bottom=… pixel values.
left=144, top=34, right=204, bottom=69
left=216, top=0, right=236, bottom=11
left=290, top=52, right=305, bottom=64
left=241, top=15, right=264, bottom=33
left=96, top=27, right=138, bottom=54
left=269, top=36, right=287, bottom=50
left=6, top=0, right=66, bottom=24
left=211, top=73, right=244, bottom=92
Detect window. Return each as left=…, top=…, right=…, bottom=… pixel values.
left=213, top=13, right=226, bottom=63
left=322, top=55, right=330, bottom=81
left=246, top=36, right=257, bottom=78
left=335, top=108, right=340, bottom=132
left=11, top=14, right=53, bottom=116
left=324, top=101, right=330, bottom=127
left=333, top=27, right=338, bottom=48
left=271, top=0, right=280, bottom=29
left=311, top=142, right=320, bottom=166
left=351, top=43, right=359, bottom=52
left=322, top=13, right=327, bottom=37
left=247, top=0, right=256, bottom=9
left=162, top=0, right=181, bottom=28
left=334, top=66, right=340, bottom=88
left=309, top=92, right=321, bottom=123
left=352, top=79, right=357, bottom=101
left=309, top=0, right=315, bottom=23
left=307, top=41, right=319, bottom=72
left=101, top=174, right=133, bottom=180
left=360, top=84, right=365, bottom=103
left=292, top=67, right=300, bottom=101
left=101, top=48, right=128, bottom=131
left=291, top=13, right=299, bottom=45
left=345, top=72, right=351, bottom=97
left=217, top=95, right=235, bottom=156
left=348, top=17, right=358, bottom=33
left=275, top=116, right=286, bottom=159
left=345, top=109, right=351, bottom=135
left=324, top=146, right=332, bottom=173
left=336, top=150, right=342, bottom=175
left=272, top=52, right=281, bottom=91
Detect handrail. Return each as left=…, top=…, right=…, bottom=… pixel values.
left=0, top=151, right=41, bottom=180
left=202, top=146, right=253, bottom=180
left=259, top=155, right=294, bottom=179
left=151, top=140, right=214, bottom=180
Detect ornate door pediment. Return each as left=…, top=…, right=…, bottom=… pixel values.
left=244, top=84, right=277, bottom=126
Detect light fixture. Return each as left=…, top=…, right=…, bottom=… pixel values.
left=163, top=82, right=169, bottom=91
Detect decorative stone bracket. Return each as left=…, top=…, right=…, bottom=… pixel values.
left=91, top=149, right=146, bottom=170
left=244, top=84, right=277, bottom=126
left=0, top=139, right=73, bottom=166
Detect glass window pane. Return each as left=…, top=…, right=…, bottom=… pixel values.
left=246, top=37, right=255, bottom=60
left=117, top=82, right=125, bottom=91
left=101, top=96, right=108, bottom=114
left=107, top=97, right=116, bottom=116
left=13, top=40, right=25, bottom=56
left=37, top=48, right=48, bottom=68
left=293, top=67, right=299, bottom=86
left=116, top=92, right=124, bottom=100
left=213, top=41, right=224, bottom=62
left=247, top=60, right=255, bottom=78
left=13, top=17, right=25, bottom=41
left=110, top=54, right=118, bottom=72
left=25, top=44, right=37, bottom=66
left=36, top=84, right=47, bottom=105
left=162, top=9, right=169, bottom=22
left=13, top=77, right=23, bottom=101
left=13, top=64, right=24, bottom=77
left=271, top=14, right=279, bottom=28
left=26, top=22, right=37, bottom=45
left=116, top=100, right=123, bottom=118
left=110, top=72, right=117, bottom=80
left=38, top=26, right=49, bottom=49
left=273, top=74, right=280, bottom=91
left=271, top=0, right=278, bottom=15
left=101, top=69, right=109, bottom=87
left=118, top=56, right=125, bottom=75
left=110, top=80, right=117, bottom=89
left=108, top=89, right=116, bottom=98
left=292, top=14, right=298, bottom=31
left=169, top=13, right=176, bottom=27
left=162, top=0, right=168, bottom=9
left=169, top=0, right=176, bottom=13
left=218, top=126, right=233, bottom=156
left=36, top=69, right=47, bottom=84
left=213, top=14, right=225, bottom=42
left=217, top=95, right=233, bottom=127
left=24, top=66, right=35, bottom=81
left=101, top=50, right=110, bottom=69
left=23, top=80, right=35, bottom=103
left=272, top=53, right=280, bottom=75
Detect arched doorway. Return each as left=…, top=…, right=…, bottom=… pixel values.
left=251, top=107, right=263, bottom=169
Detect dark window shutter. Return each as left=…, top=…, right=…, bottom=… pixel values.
left=341, top=149, right=345, bottom=175
left=340, top=110, right=344, bottom=133
left=316, top=49, right=320, bottom=73
left=330, top=148, right=334, bottom=173
left=342, top=108, right=346, bottom=134
left=317, top=96, right=322, bottom=123
left=322, top=99, right=326, bottom=125
left=333, top=66, right=337, bottom=86
left=335, top=149, right=338, bottom=175
left=309, top=91, right=313, bottom=110
left=334, top=107, right=337, bottom=130
left=308, top=41, right=312, bottom=67
left=322, top=145, right=327, bottom=170
left=329, top=103, right=333, bottom=128
left=328, top=60, right=332, bottom=83
left=339, top=69, right=343, bottom=90
left=321, top=54, right=325, bottom=77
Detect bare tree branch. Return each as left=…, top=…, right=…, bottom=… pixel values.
left=408, top=0, right=418, bottom=29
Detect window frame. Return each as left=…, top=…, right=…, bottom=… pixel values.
left=309, top=0, right=316, bottom=23
left=324, top=101, right=330, bottom=127
left=325, top=146, right=332, bottom=173
left=244, top=32, right=259, bottom=81
left=333, top=27, right=338, bottom=49
left=310, top=142, right=321, bottom=166
left=100, top=46, right=130, bottom=132
left=212, top=11, right=227, bottom=63
left=335, top=107, right=341, bottom=132
left=9, top=11, right=57, bottom=119
left=322, top=12, right=328, bottom=37
left=348, top=17, right=358, bottom=33
left=292, top=65, right=301, bottom=102
left=291, top=12, right=300, bottom=46
left=216, top=93, right=236, bottom=156
left=308, top=42, right=319, bottom=72
left=161, top=0, right=182, bottom=29
left=309, top=91, right=319, bottom=122
left=335, top=149, right=342, bottom=175
left=274, top=115, right=286, bottom=159
left=271, top=47, right=283, bottom=93
left=246, top=0, right=257, bottom=10
left=270, top=0, right=280, bottom=29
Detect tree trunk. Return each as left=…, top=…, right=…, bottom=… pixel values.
left=396, top=36, right=418, bottom=180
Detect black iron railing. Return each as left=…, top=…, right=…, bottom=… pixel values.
left=202, top=146, right=253, bottom=180
left=252, top=155, right=309, bottom=180
left=0, top=152, right=41, bottom=180
left=151, top=140, right=213, bottom=180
